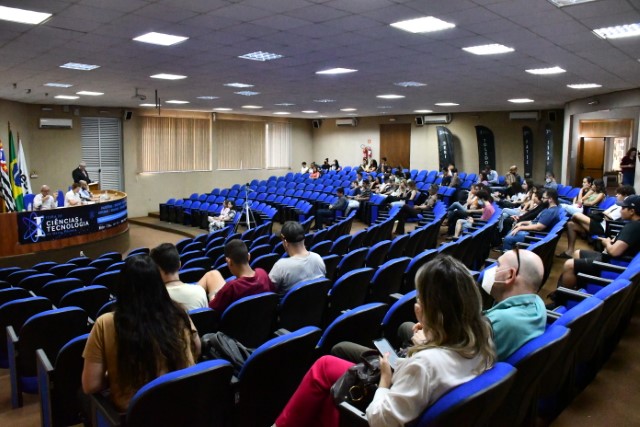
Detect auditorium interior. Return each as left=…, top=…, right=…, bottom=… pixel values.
left=1, top=0, right=640, bottom=426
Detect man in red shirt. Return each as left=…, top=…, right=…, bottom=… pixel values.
left=198, top=239, right=274, bottom=313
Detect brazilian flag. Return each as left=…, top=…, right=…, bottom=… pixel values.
left=8, top=128, right=23, bottom=211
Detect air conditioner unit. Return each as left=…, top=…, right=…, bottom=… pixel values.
left=336, top=118, right=358, bottom=127
left=423, top=114, right=452, bottom=124
left=509, top=111, right=540, bottom=120
left=39, top=118, right=73, bottom=129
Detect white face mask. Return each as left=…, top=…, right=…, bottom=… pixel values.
left=481, top=266, right=497, bottom=295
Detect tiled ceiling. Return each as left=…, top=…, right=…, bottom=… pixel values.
left=0, top=0, right=639, bottom=118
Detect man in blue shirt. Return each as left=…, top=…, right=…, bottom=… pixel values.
left=502, top=188, right=562, bottom=251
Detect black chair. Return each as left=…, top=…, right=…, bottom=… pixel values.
left=335, top=247, right=368, bottom=279
left=402, top=249, right=439, bottom=293
left=32, top=261, right=59, bottom=273
left=0, top=266, right=21, bottom=281
left=309, top=240, right=332, bottom=257
left=7, top=268, right=40, bottom=287
left=325, top=268, right=376, bottom=325
left=235, top=327, right=322, bottom=427
left=348, top=230, right=367, bottom=251
left=18, top=272, right=58, bottom=293
left=368, top=257, right=411, bottom=303
left=181, top=256, right=213, bottom=271
left=0, top=287, right=32, bottom=307
left=0, top=279, right=11, bottom=289
left=250, top=253, right=280, bottom=273
left=365, top=240, right=391, bottom=269
left=92, top=270, right=120, bottom=295
left=380, top=290, right=417, bottom=349
left=66, top=266, right=101, bottom=285
left=59, top=285, right=112, bottom=320
left=217, top=292, right=279, bottom=348
left=37, top=333, right=90, bottom=427
left=96, top=300, right=117, bottom=318
left=386, top=234, right=410, bottom=260
left=322, top=254, right=342, bottom=281
left=316, top=302, right=388, bottom=355
left=278, top=278, right=332, bottom=331
left=180, top=249, right=204, bottom=265
left=179, top=267, right=206, bottom=284
left=330, top=234, right=351, bottom=256
left=250, top=244, right=273, bottom=260
left=8, top=307, right=87, bottom=408
left=66, top=256, right=92, bottom=267
left=38, top=278, right=84, bottom=306
left=105, top=262, right=124, bottom=273
left=90, top=360, right=234, bottom=427
left=87, top=258, right=116, bottom=273
left=49, top=264, right=78, bottom=278
left=188, top=307, right=218, bottom=336
left=96, top=251, right=123, bottom=262
left=127, top=247, right=149, bottom=257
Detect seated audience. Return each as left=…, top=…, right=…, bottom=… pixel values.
left=557, top=185, right=636, bottom=258
left=345, top=180, right=371, bottom=216
left=544, top=171, right=558, bottom=190
left=394, top=184, right=439, bottom=235
left=300, top=162, right=309, bottom=174
left=150, top=243, right=208, bottom=311
left=367, top=159, right=378, bottom=173
left=504, top=165, right=521, bottom=186
left=33, top=185, right=58, bottom=210
left=269, top=221, right=326, bottom=295
left=65, top=182, right=82, bottom=207
left=444, top=183, right=484, bottom=237
left=502, top=189, right=562, bottom=251
left=561, top=177, right=605, bottom=216
left=450, top=189, right=494, bottom=240
left=208, top=200, right=235, bottom=231
left=82, top=255, right=200, bottom=412
left=559, top=195, right=640, bottom=289
left=378, top=157, right=388, bottom=172
left=321, top=158, right=331, bottom=173
left=198, top=239, right=274, bottom=312
left=275, top=255, right=496, bottom=427
left=331, top=159, right=341, bottom=172
left=309, top=166, right=321, bottom=179
left=314, top=187, right=348, bottom=230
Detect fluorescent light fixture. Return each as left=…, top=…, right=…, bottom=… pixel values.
left=548, top=0, right=599, bottom=7
left=462, top=44, right=514, bottom=55
left=301, top=110, right=318, bottom=114
left=234, top=91, right=260, bottom=96
left=525, top=66, right=566, bottom=75
left=60, top=62, right=100, bottom=71
left=213, top=107, right=233, bottom=111
left=376, top=94, right=405, bottom=99
left=150, top=73, right=187, bottom=80
left=239, top=51, right=284, bottom=61
left=567, top=83, right=602, bottom=89
left=593, top=23, right=640, bottom=39
left=414, top=109, right=433, bottom=113
left=273, top=112, right=291, bottom=115
left=394, top=81, right=427, bottom=87
left=435, top=102, right=459, bottom=106
left=314, top=99, right=335, bottom=103
left=76, top=91, right=103, bottom=96
left=508, top=98, right=534, bottom=103
left=54, top=95, right=79, bottom=100
left=340, top=108, right=357, bottom=112
left=0, top=6, right=51, bottom=25
left=139, top=103, right=157, bottom=107
left=133, top=32, right=188, bottom=46
left=242, top=105, right=262, bottom=109
left=197, top=96, right=219, bottom=100
left=315, top=68, right=357, bottom=75
left=165, top=100, right=189, bottom=104
left=390, top=16, right=455, bottom=33
left=275, top=103, right=295, bottom=106
left=44, top=82, right=73, bottom=88
left=378, top=106, right=393, bottom=109
left=224, top=82, right=253, bottom=88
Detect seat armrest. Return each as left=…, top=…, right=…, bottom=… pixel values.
left=555, top=286, right=590, bottom=303
left=36, top=349, right=54, bottom=427
left=274, top=328, right=291, bottom=336
left=592, top=260, right=627, bottom=272
left=389, top=293, right=403, bottom=302
left=577, top=273, right=613, bottom=285
left=91, top=392, right=124, bottom=427
left=338, top=402, right=369, bottom=427
left=546, top=310, right=562, bottom=321
left=7, top=325, right=21, bottom=408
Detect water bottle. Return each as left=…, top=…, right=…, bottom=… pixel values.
left=27, top=203, right=32, bottom=211
left=80, top=250, right=86, bottom=257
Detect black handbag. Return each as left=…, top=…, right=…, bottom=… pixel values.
left=331, top=350, right=381, bottom=411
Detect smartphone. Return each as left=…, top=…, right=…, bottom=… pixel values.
left=373, top=338, right=398, bottom=369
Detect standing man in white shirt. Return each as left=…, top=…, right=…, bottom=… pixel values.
left=33, top=185, right=58, bottom=210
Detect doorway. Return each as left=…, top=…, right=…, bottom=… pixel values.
left=576, top=137, right=605, bottom=185
left=380, top=124, right=411, bottom=170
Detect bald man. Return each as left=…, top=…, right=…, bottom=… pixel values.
left=33, top=185, right=58, bottom=210
left=481, top=248, right=547, bottom=360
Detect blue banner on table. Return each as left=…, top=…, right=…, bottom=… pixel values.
left=544, top=125, right=554, bottom=173
left=17, top=198, right=127, bottom=244
left=475, top=125, right=496, bottom=171
left=436, top=126, right=455, bottom=170
left=522, top=126, right=534, bottom=179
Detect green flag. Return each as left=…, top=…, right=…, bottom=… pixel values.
left=9, top=127, right=24, bottom=211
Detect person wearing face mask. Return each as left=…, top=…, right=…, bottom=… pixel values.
left=481, top=248, right=547, bottom=360
left=544, top=171, right=558, bottom=190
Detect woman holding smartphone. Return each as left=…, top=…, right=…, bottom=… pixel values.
left=274, top=255, right=496, bottom=427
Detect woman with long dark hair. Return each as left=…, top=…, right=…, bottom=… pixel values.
left=82, top=255, right=200, bottom=412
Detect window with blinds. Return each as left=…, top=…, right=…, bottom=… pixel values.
left=139, top=116, right=212, bottom=173
left=81, top=117, right=123, bottom=191
left=216, top=120, right=291, bottom=170
left=266, top=122, right=292, bottom=169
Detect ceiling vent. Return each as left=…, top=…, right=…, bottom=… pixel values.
left=336, top=118, right=358, bottom=127
left=423, top=114, right=452, bottom=124
left=509, top=111, right=540, bottom=120
left=39, top=118, right=73, bottom=129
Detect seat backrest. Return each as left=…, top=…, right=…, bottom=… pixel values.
left=178, top=267, right=206, bottom=284
left=381, top=290, right=417, bottom=348
left=336, top=247, right=368, bottom=279
left=414, top=362, right=517, bottom=427
left=87, top=258, right=115, bottom=273
left=236, top=327, right=322, bottom=427
left=91, top=270, right=120, bottom=295
left=96, top=251, right=123, bottom=262
left=309, top=240, right=332, bottom=257
left=124, top=360, right=234, bottom=427
left=18, top=272, right=58, bottom=292
left=188, top=307, right=218, bottom=336
left=181, top=257, right=212, bottom=271
left=278, top=278, right=332, bottom=331
left=7, top=268, right=40, bottom=286
left=0, top=297, right=53, bottom=361
left=0, top=288, right=32, bottom=307
left=365, top=240, right=391, bottom=269
left=368, top=257, right=412, bottom=303
left=317, top=302, right=388, bottom=355
left=59, top=285, right=111, bottom=320
left=330, top=234, right=351, bottom=256
left=39, top=278, right=84, bottom=306
left=403, top=249, right=439, bottom=294
left=322, top=254, right=342, bottom=281
left=66, top=266, right=100, bottom=285
left=386, top=233, right=410, bottom=260
left=250, top=253, right=280, bottom=273
left=219, top=292, right=279, bottom=348
left=18, top=307, right=87, bottom=377
left=327, top=268, right=375, bottom=324
left=32, top=261, right=59, bottom=273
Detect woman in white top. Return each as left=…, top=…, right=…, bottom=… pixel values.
left=64, top=182, right=82, bottom=207
left=275, top=255, right=496, bottom=427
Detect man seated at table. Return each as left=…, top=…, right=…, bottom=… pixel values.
left=78, top=180, right=93, bottom=202
left=65, top=182, right=82, bottom=207
left=197, top=239, right=274, bottom=313
left=33, top=185, right=58, bottom=210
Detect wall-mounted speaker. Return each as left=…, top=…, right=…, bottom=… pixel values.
left=415, top=116, right=424, bottom=126
left=548, top=111, right=556, bottom=122
left=312, top=119, right=322, bottom=129
left=124, top=110, right=133, bottom=121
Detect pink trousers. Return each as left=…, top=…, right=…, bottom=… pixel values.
left=276, top=355, right=354, bottom=427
